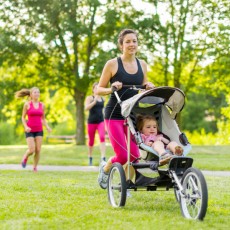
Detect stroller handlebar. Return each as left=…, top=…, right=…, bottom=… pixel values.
left=111, top=84, right=146, bottom=93
left=112, top=85, right=147, bottom=104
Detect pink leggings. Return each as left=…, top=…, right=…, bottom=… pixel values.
left=105, top=119, right=140, bottom=165
left=87, top=122, right=105, bottom=147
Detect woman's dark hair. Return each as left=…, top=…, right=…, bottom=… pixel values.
left=118, top=29, right=138, bottom=51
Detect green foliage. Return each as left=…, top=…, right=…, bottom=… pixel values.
left=185, top=129, right=218, bottom=145
left=216, top=120, right=230, bottom=145
left=51, top=121, right=76, bottom=136
left=0, top=0, right=229, bottom=144
left=0, top=122, right=15, bottom=145
left=41, top=88, right=75, bottom=126
left=181, top=92, right=226, bottom=133
left=185, top=127, right=230, bottom=145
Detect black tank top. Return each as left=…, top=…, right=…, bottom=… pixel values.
left=88, top=97, right=104, bottom=124
left=104, top=57, right=144, bottom=119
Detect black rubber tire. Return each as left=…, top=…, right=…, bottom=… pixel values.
left=180, top=167, right=208, bottom=220
left=107, top=163, right=127, bottom=207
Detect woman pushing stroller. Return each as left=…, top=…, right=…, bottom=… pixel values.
left=96, top=28, right=154, bottom=189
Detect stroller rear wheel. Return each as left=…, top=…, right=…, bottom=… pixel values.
left=107, top=163, right=127, bottom=207
left=179, top=167, right=208, bottom=220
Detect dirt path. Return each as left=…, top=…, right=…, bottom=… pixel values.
left=0, top=164, right=98, bottom=172
left=1, top=164, right=230, bottom=177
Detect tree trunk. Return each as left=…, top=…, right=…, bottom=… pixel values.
left=74, top=91, right=86, bottom=145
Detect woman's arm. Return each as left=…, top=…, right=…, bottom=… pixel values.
left=41, top=103, right=52, bottom=133
left=97, top=59, right=122, bottom=95
left=85, top=95, right=97, bottom=111
left=21, top=102, right=31, bottom=133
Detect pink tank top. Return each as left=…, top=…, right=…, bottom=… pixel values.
left=27, top=102, right=44, bottom=132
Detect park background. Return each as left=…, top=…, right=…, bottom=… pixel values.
left=0, top=1, right=230, bottom=229
left=0, top=0, right=229, bottom=146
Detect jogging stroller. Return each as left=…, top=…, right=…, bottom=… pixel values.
left=107, top=86, right=208, bottom=220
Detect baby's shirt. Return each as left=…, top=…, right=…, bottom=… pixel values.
left=141, top=133, right=163, bottom=144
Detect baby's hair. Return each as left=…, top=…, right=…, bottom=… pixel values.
left=136, top=114, right=158, bottom=132
left=15, top=87, right=39, bottom=98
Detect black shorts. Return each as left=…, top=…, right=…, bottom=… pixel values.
left=25, top=131, right=43, bottom=138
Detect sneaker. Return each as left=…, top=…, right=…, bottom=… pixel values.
left=175, top=146, right=183, bottom=156
left=98, top=161, right=109, bottom=189
left=21, top=156, right=28, bottom=168
left=89, top=157, right=93, bottom=166
left=33, top=167, right=38, bottom=173
left=159, top=152, right=173, bottom=165
left=101, top=157, right=106, bottom=162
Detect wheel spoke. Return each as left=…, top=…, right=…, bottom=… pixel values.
left=108, top=163, right=127, bottom=207
left=180, top=168, right=208, bottom=220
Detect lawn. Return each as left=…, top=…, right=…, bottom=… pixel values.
left=0, top=144, right=230, bottom=171
left=0, top=170, right=229, bottom=229
left=0, top=145, right=229, bottom=229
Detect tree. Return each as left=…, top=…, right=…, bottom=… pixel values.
left=0, top=0, right=140, bottom=144
left=1, top=0, right=229, bottom=139
left=135, top=0, right=229, bottom=127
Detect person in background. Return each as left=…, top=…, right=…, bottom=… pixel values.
left=96, top=28, right=154, bottom=189
left=85, top=82, right=106, bottom=166
left=136, top=114, right=183, bottom=165
left=15, top=87, right=52, bottom=172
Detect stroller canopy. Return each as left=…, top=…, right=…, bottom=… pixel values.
left=121, top=86, right=185, bottom=119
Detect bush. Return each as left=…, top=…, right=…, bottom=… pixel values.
left=185, top=128, right=229, bottom=145
left=0, top=122, right=15, bottom=145
left=216, top=120, right=230, bottom=144
left=51, top=121, right=76, bottom=135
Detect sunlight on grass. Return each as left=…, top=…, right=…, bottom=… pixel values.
left=0, top=145, right=27, bottom=149
left=1, top=145, right=230, bottom=170
left=0, top=171, right=229, bottom=229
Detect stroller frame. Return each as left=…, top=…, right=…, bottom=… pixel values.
left=107, top=86, right=208, bottom=220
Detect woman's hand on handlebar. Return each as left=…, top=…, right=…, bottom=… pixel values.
left=145, top=82, right=155, bottom=90
left=111, top=81, right=123, bottom=92
left=111, top=81, right=155, bottom=92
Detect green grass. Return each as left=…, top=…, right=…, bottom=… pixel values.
left=189, top=145, right=230, bottom=171
left=0, top=145, right=229, bottom=229
left=0, top=170, right=229, bottom=229
left=0, top=144, right=230, bottom=171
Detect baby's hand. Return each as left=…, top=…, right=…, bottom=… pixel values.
left=156, top=136, right=163, bottom=142
left=146, top=141, right=153, bottom=147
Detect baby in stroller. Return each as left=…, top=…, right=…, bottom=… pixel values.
left=136, top=114, right=183, bottom=165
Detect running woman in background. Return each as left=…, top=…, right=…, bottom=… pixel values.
left=15, top=87, right=52, bottom=172
left=85, top=82, right=106, bottom=166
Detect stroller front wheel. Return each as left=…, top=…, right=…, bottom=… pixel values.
left=107, top=163, right=127, bottom=207
left=174, top=185, right=181, bottom=203
left=180, top=167, right=208, bottom=220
